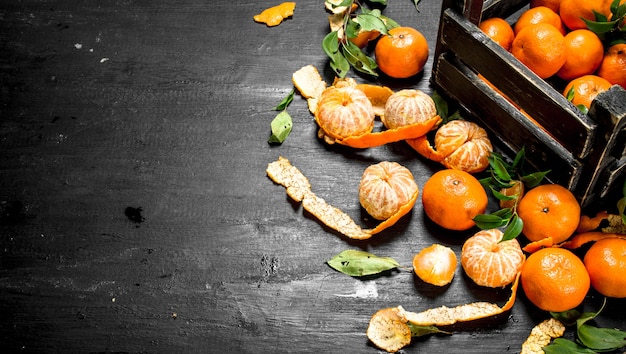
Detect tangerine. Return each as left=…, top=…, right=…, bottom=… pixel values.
left=461, top=229, right=525, bottom=288
left=413, top=244, right=457, bottom=286
left=521, top=247, right=590, bottom=312
left=556, top=29, right=604, bottom=81
left=479, top=17, right=515, bottom=51
left=359, top=161, right=418, bottom=220
left=511, top=23, right=567, bottom=79
left=559, top=0, right=622, bottom=31
left=530, top=0, right=561, bottom=13
left=374, top=26, right=429, bottom=79
left=562, top=74, right=612, bottom=109
left=596, top=43, right=626, bottom=88
left=421, top=168, right=488, bottom=231
left=583, top=237, right=626, bottom=298
left=382, top=89, right=437, bottom=129
left=513, top=6, right=566, bottom=35
left=314, top=85, right=375, bottom=143
left=517, top=184, right=580, bottom=244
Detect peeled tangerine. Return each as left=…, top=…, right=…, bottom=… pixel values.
left=382, top=89, right=437, bottom=129
left=461, top=229, right=525, bottom=288
left=359, top=161, right=418, bottom=220
left=407, top=120, right=493, bottom=173
left=315, top=85, right=375, bottom=144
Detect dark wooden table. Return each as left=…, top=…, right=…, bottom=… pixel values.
left=1, top=0, right=624, bottom=353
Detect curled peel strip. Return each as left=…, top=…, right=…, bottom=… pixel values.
left=266, top=157, right=417, bottom=239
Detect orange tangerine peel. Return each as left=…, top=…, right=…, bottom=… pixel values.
left=559, top=231, right=626, bottom=249
left=336, top=115, right=441, bottom=148
left=406, top=119, right=493, bottom=173
left=520, top=318, right=565, bottom=354
left=266, top=157, right=417, bottom=239
left=397, top=271, right=520, bottom=326
left=355, top=83, right=394, bottom=117
left=522, top=237, right=554, bottom=253
left=367, top=272, right=521, bottom=352
left=253, top=2, right=296, bottom=27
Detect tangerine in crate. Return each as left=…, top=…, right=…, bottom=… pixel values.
left=510, top=23, right=567, bottom=79
left=478, top=17, right=515, bottom=50
left=421, top=168, right=488, bottom=231
left=596, top=43, right=626, bottom=88
left=562, top=74, right=613, bottom=110
left=521, top=247, right=590, bottom=312
left=584, top=237, right=626, bottom=298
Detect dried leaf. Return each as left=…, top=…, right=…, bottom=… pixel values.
left=327, top=249, right=399, bottom=277
left=253, top=2, right=296, bottom=27
left=520, top=318, right=566, bottom=354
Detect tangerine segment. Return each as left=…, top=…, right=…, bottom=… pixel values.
left=266, top=157, right=418, bottom=239
left=337, top=115, right=440, bottom=148
left=413, top=244, right=458, bottom=286
left=520, top=318, right=566, bottom=354
left=461, top=229, right=525, bottom=288
left=359, top=161, right=418, bottom=220
left=315, top=85, right=376, bottom=142
left=253, top=2, right=296, bottom=27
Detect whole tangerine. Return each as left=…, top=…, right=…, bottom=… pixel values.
left=479, top=17, right=515, bottom=51
left=413, top=244, right=457, bottom=286
left=511, top=23, right=567, bottom=79
left=584, top=237, right=626, bottom=298
left=530, top=0, right=562, bottom=13
left=517, top=183, right=581, bottom=244
left=556, top=29, right=604, bottom=81
left=461, top=229, right=525, bottom=288
left=596, top=43, right=626, bottom=88
left=563, top=74, right=612, bottom=110
left=374, top=26, right=429, bottom=79
left=421, top=168, right=488, bottom=231
left=521, top=247, right=590, bottom=312
left=559, top=0, right=623, bottom=31
left=513, top=6, right=566, bottom=35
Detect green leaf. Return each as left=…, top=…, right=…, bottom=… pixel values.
left=584, top=17, right=621, bottom=34
left=577, top=324, right=626, bottom=351
left=490, top=185, right=516, bottom=201
left=354, top=13, right=388, bottom=34
left=379, top=14, right=400, bottom=29
left=407, top=323, right=450, bottom=337
left=490, top=156, right=513, bottom=182
left=341, top=41, right=378, bottom=76
left=273, top=89, right=295, bottom=111
left=501, top=214, right=523, bottom=241
left=511, top=147, right=526, bottom=170
left=521, top=170, right=550, bottom=188
left=322, top=31, right=340, bottom=58
left=327, top=249, right=400, bottom=277
left=473, top=213, right=509, bottom=229
left=431, top=91, right=449, bottom=120
left=268, top=111, right=293, bottom=144
left=551, top=309, right=582, bottom=326
left=543, top=338, right=597, bottom=354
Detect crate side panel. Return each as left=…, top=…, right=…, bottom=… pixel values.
left=433, top=55, right=583, bottom=190
left=439, top=9, right=596, bottom=159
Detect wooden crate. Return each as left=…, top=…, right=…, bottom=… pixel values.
left=431, top=0, right=626, bottom=208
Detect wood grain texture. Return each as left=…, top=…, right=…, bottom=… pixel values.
left=0, top=0, right=624, bottom=353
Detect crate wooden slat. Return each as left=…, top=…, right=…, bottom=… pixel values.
left=431, top=0, right=626, bottom=207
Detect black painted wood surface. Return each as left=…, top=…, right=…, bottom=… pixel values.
left=1, top=0, right=624, bottom=353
